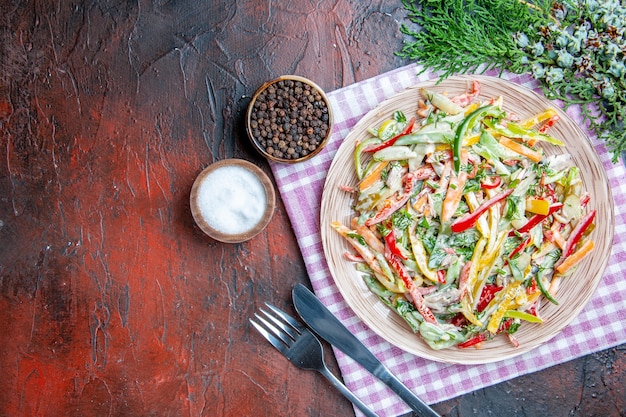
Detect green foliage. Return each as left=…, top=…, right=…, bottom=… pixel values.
left=398, top=0, right=626, bottom=162
left=398, top=0, right=553, bottom=77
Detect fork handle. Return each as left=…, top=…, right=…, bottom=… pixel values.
left=318, top=367, right=379, bottom=417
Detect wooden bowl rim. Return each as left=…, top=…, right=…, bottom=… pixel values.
left=190, top=159, right=276, bottom=243
left=245, top=75, right=334, bottom=163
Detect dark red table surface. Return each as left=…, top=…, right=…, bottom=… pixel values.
left=1, top=2, right=624, bottom=416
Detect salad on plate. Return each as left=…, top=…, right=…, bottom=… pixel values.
left=332, top=81, right=596, bottom=350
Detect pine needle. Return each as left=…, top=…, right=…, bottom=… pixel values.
left=398, top=0, right=553, bottom=78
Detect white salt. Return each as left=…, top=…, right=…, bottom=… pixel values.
left=196, top=165, right=267, bottom=235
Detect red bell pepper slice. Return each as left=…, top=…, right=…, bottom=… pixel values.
left=580, top=194, right=590, bottom=207
left=450, top=312, right=468, bottom=327
left=559, top=209, right=596, bottom=259
left=459, top=316, right=514, bottom=348
left=508, top=235, right=531, bottom=259
left=365, top=194, right=411, bottom=227
left=458, top=333, right=487, bottom=348
left=538, top=114, right=560, bottom=133
left=510, top=202, right=563, bottom=236
left=499, top=318, right=514, bottom=332
left=481, top=175, right=501, bottom=189
left=385, top=249, right=438, bottom=324
left=476, top=284, right=503, bottom=312
left=437, top=269, right=446, bottom=284
left=451, top=188, right=513, bottom=233
left=384, top=228, right=408, bottom=260
left=364, top=117, right=416, bottom=153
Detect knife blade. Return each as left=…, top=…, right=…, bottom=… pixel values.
left=292, top=284, right=440, bottom=417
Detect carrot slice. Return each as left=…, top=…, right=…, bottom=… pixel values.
left=556, top=240, right=595, bottom=275
left=441, top=151, right=468, bottom=223
left=499, top=136, right=543, bottom=163
left=441, top=170, right=467, bottom=223
left=359, top=161, right=388, bottom=191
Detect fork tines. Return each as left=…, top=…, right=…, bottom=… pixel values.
left=250, top=303, right=302, bottom=351
left=264, top=303, right=305, bottom=330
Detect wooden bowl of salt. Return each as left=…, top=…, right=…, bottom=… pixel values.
left=190, top=159, right=276, bottom=243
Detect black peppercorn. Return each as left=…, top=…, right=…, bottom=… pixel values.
left=248, top=77, right=331, bottom=161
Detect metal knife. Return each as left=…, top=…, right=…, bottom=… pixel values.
left=292, top=284, right=440, bottom=417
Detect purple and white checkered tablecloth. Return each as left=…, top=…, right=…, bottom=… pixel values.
left=269, top=63, right=626, bottom=417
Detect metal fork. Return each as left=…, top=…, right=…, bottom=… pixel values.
left=250, top=303, right=379, bottom=417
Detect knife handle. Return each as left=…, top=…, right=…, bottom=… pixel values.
left=377, top=367, right=440, bottom=417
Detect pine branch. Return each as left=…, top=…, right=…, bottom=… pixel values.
left=398, top=0, right=626, bottom=162
left=398, top=0, right=553, bottom=77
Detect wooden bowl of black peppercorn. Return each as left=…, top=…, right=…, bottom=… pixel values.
left=246, top=75, right=333, bottom=163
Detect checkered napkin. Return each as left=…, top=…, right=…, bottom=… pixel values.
left=269, top=63, right=626, bottom=417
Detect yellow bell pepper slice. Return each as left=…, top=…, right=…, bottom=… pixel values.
left=461, top=296, right=483, bottom=327
left=487, top=283, right=521, bottom=333
left=408, top=227, right=438, bottom=283
left=519, top=108, right=558, bottom=129
left=463, top=133, right=481, bottom=146
left=471, top=231, right=508, bottom=310
left=526, top=197, right=550, bottom=215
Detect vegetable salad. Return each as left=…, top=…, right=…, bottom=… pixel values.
left=333, top=81, right=596, bottom=350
